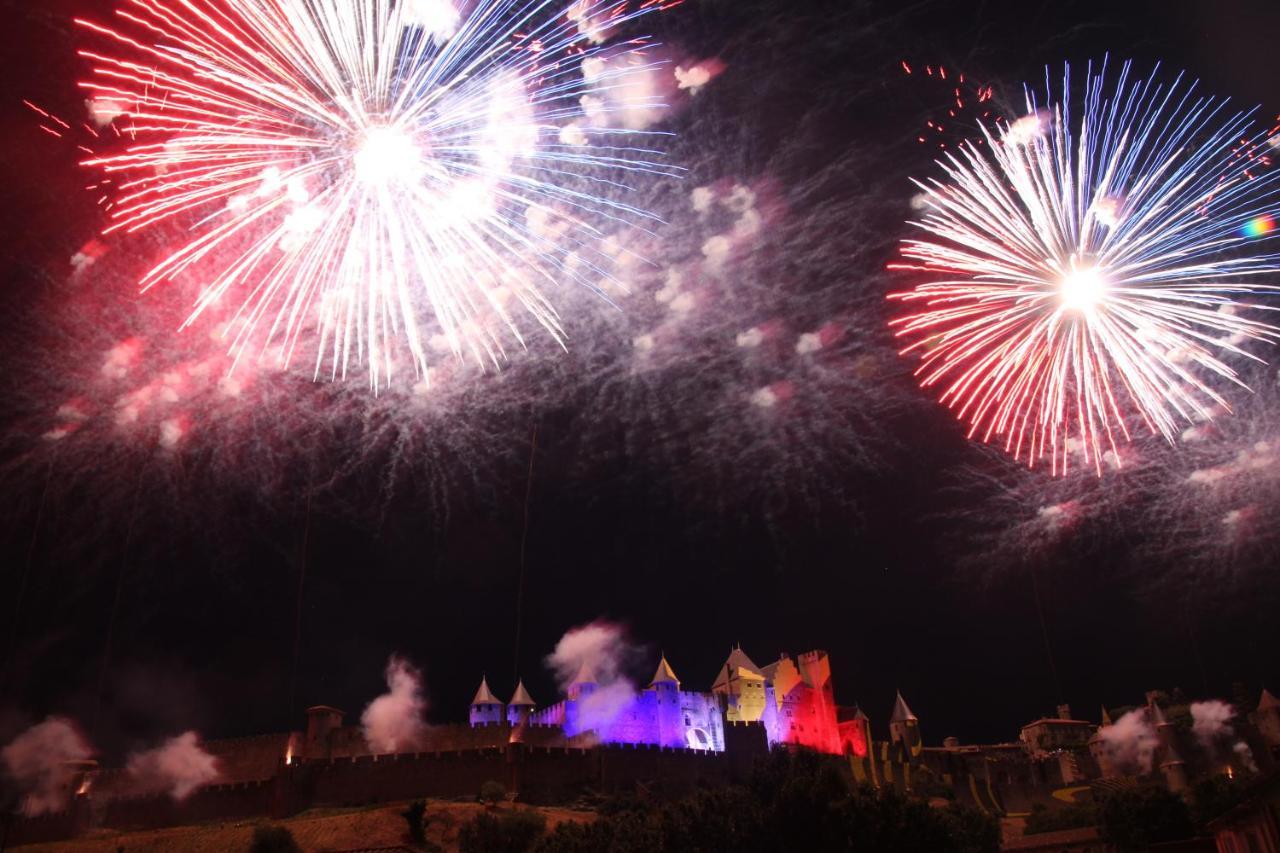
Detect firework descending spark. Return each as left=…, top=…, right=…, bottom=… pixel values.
left=891, top=58, right=1280, bottom=474
left=899, top=60, right=1001, bottom=153
left=75, top=0, right=681, bottom=388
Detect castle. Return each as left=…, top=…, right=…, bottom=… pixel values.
left=478, top=647, right=844, bottom=756
left=7, top=643, right=1280, bottom=847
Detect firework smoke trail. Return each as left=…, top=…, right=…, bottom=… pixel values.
left=553, top=110, right=916, bottom=521
left=951, top=363, right=1280, bottom=600
left=1138, top=363, right=1280, bottom=579
left=75, top=0, right=681, bottom=389
left=891, top=58, right=1280, bottom=474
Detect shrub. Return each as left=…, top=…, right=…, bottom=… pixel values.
left=1023, top=800, right=1098, bottom=835
left=249, top=825, right=300, bottom=853
left=479, top=779, right=508, bottom=806
left=459, top=809, right=547, bottom=853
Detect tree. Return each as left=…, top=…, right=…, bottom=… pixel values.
left=1190, top=774, right=1250, bottom=829
left=401, top=799, right=428, bottom=844
left=1098, top=787, right=1194, bottom=852
left=533, top=749, right=1000, bottom=853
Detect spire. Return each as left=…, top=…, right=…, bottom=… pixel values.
left=890, top=690, right=917, bottom=723
left=471, top=676, right=500, bottom=706
left=1260, top=689, right=1280, bottom=711
left=1149, top=699, right=1170, bottom=727
left=650, top=654, right=680, bottom=687
left=853, top=704, right=868, bottom=722
left=508, top=679, right=536, bottom=708
left=1100, top=705, right=1113, bottom=727
left=570, top=659, right=597, bottom=687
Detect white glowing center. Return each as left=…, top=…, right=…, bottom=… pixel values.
left=354, top=127, right=423, bottom=186
left=1059, top=267, right=1107, bottom=312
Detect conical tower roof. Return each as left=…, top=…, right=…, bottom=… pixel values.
left=1260, top=689, right=1280, bottom=711
left=1100, top=705, right=1113, bottom=727
left=852, top=704, right=869, bottom=722
left=570, top=655, right=593, bottom=686
left=650, top=654, right=680, bottom=687
left=890, top=690, right=918, bottom=723
left=1149, top=699, right=1170, bottom=727
left=471, top=676, right=501, bottom=706
left=508, top=679, right=536, bottom=708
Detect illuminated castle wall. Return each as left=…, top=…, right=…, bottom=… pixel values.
left=486, top=648, right=841, bottom=756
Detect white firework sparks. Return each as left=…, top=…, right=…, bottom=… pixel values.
left=77, top=0, right=680, bottom=388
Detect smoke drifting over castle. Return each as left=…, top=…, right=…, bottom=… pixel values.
left=5, top=638, right=1280, bottom=848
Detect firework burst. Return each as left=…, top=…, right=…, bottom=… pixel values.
left=891, top=58, right=1280, bottom=473
left=75, top=0, right=680, bottom=389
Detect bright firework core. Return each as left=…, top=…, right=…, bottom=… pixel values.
left=354, top=127, right=425, bottom=187
left=1059, top=267, right=1107, bottom=312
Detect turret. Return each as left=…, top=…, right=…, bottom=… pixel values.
left=1150, top=698, right=1177, bottom=753
left=305, top=705, right=345, bottom=760
left=1254, top=689, right=1280, bottom=752
left=889, top=691, right=922, bottom=758
left=1089, top=706, right=1117, bottom=779
left=470, top=676, right=505, bottom=727
left=506, top=680, right=536, bottom=727
left=567, top=660, right=598, bottom=702
left=650, top=654, right=684, bottom=748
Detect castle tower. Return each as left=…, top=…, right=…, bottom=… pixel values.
left=650, top=654, right=684, bottom=749
left=567, top=660, right=598, bottom=702
left=1254, top=689, right=1280, bottom=753
left=304, top=705, right=345, bottom=760
left=1160, top=741, right=1190, bottom=795
left=1150, top=699, right=1176, bottom=753
left=1089, top=706, right=1117, bottom=779
left=469, top=676, right=505, bottom=727
left=712, top=646, right=767, bottom=723
left=506, top=680, right=536, bottom=727
left=797, top=651, right=841, bottom=754
left=889, top=691, right=922, bottom=759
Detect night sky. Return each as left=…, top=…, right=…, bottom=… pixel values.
left=3, top=0, right=1280, bottom=767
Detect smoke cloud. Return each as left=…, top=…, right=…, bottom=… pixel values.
left=1, top=717, right=93, bottom=816
left=361, top=656, right=428, bottom=753
left=126, top=732, right=220, bottom=800
left=546, top=621, right=642, bottom=736
left=1097, top=709, right=1158, bottom=775
left=1190, top=700, right=1256, bottom=771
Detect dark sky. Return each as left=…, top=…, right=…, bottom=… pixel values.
left=3, top=0, right=1280, bottom=764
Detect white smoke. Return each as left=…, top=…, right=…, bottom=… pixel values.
left=126, top=732, right=220, bottom=800
left=545, top=622, right=641, bottom=736
left=1190, top=700, right=1256, bottom=772
left=1097, top=709, right=1158, bottom=775
left=361, top=656, right=428, bottom=753
left=1, top=717, right=93, bottom=816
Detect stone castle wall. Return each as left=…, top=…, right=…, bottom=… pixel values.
left=2, top=722, right=771, bottom=843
